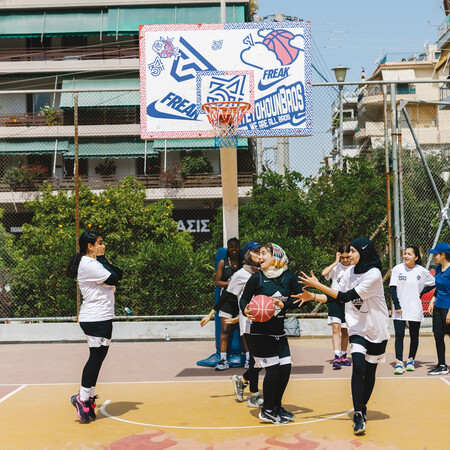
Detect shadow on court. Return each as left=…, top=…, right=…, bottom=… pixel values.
left=96, top=401, right=143, bottom=420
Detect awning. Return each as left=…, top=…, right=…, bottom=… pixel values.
left=59, top=77, right=139, bottom=108
left=0, top=6, right=245, bottom=39
left=65, top=139, right=157, bottom=159
left=153, top=138, right=249, bottom=150
left=0, top=139, right=68, bottom=155
left=0, top=11, right=106, bottom=38
left=381, top=69, right=415, bottom=81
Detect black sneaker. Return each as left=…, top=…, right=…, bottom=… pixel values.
left=361, top=404, right=367, bottom=423
left=353, top=412, right=365, bottom=435
left=259, top=409, right=289, bottom=424
left=88, top=396, right=98, bottom=420
left=277, top=406, right=295, bottom=421
left=427, top=364, right=449, bottom=375
left=70, top=394, right=90, bottom=423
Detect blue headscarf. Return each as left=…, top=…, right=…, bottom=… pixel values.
left=351, top=237, right=382, bottom=274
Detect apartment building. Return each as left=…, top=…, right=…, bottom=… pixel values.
left=0, top=0, right=253, bottom=241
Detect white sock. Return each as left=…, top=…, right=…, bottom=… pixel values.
left=80, top=386, right=90, bottom=402
left=89, top=387, right=96, bottom=398
left=245, top=352, right=250, bottom=362
left=220, top=352, right=227, bottom=362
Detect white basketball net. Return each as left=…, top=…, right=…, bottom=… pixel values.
left=202, top=101, right=251, bottom=149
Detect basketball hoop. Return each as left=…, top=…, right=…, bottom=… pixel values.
left=202, top=101, right=251, bottom=149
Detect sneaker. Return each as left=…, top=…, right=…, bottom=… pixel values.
left=277, top=406, right=295, bottom=421
left=394, top=362, right=405, bottom=375
left=259, top=409, right=289, bottom=424
left=332, top=357, right=341, bottom=370
left=353, top=412, right=366, bottom=435
left=88, top=396, right=98, bottom=420
left=361, top=404, right=367, bottom=423
left=406, top=358, right=415, bottom=371
left=215, top=359, right=229, bottom=371
left=232, top=375, right=247, bottom=402
left=70, top=394, right=90, bottom=423
left=340, top=355, right=351, bottom=366
left=247, top=392, right=264, bottom=408
left=427, top=364, right=449, bottom=375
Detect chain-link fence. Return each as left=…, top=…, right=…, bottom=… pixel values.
left=0, top=80, right=449, bottom=320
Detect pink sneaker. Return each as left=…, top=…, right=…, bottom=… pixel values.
left=332, top=358, right=341, bottom=369
left=340, top=355, right=351, bottom=366
left=70, top=394, right=90, bottom=423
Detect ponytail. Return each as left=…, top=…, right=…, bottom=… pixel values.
left=66, top=230, right=100, bottom=279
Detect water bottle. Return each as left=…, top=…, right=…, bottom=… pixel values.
left=164, top=327, right=170, bottom=341
left=124, top=307, right=132, bottom=315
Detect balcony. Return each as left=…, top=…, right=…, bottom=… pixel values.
left=0, top=173, right=254, bottom=203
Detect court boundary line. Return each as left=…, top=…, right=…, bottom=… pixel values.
left=0, top=384, right=27, bottom=404
left=0, top=375, right=448, bottom=387
left=99, top=399, right=353, bottom=430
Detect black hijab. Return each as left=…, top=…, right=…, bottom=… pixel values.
left=351, top=237, right=382, bottom=274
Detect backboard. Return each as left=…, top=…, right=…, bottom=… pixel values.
left=139, top=21, right=312, bottom=139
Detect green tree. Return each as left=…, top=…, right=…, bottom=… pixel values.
left=8, top=177, right=213, bottom=317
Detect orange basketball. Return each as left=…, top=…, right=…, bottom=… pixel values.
left=249, top=295, right=275, bottom=322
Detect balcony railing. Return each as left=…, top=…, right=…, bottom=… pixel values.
left=0, top=44, right=139, bottom=63
left=0, top=173, right=254, bottom=193
left=440, top=86, right=450, bottom=101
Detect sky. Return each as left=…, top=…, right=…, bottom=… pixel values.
left=252, top=0, right=448, bottom=176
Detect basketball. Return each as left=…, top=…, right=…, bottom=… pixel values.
left=263, top=30, right=299, bottom=66
left=249, top=295, right=275, bottom=322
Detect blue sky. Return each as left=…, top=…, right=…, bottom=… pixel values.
left=254, top=0, right=447, bottom=176
left=256, top=0, right=446, bottom=83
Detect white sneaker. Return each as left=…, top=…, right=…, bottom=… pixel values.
left=247, top=392, right=264, bottom=408
left=406, top=358, right=415, bottom=371
left=394, top=361, right=404, bottom=375
left=215, top=359, right=229, bottom=371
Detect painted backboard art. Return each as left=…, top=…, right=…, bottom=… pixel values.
left=140, top=21, right=312, bottom=139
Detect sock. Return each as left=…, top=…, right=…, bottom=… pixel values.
left=341, top=352, right=347, bottom=359
left=80, top=386, right=90, bottom=402
left=89, top=387, right=96, bottom=398
left=245, top=352, right=250, bottom=362
left=220, top=352, right=227, bottom=362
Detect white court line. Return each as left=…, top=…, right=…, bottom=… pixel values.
left=100, top=399, right=353, bottom=430
left=0, top=385, right=27, bottom=404
left=440, top=376, right=450, bottom=386
left=0, top=376, right=443, bottom=387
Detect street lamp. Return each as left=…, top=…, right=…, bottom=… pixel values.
left=332, top=66, right=349, bottom=167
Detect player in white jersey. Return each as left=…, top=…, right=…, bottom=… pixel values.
left=295, top=237, right=389, bottom=436
left=322, top=244, right=352, bottom=369
left=66, top=230, right=122, bottom=424
left=389, top=246, right=435, bottom=374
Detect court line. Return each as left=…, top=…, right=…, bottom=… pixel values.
left=440, top=376, right=450, bottom=386
left=0, top=376, right=447, bottom=387
left=0, top=385, right=27, bottom=404
left=100, top=399, right=353, bottom=430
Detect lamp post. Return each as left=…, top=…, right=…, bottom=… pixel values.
left=332, top=65, right=349, bottom=167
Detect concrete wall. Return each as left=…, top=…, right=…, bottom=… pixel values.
left=0, top=318, right=433, bottom=343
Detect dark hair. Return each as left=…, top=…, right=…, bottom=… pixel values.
left=262, top=243, right=274, bottom=254
left=227, top=237, right=240, bottom=247
left=406, top=245, right=423, bottom=266
left=243, top=249, right=260, bottom=267
left=66, top=231, right=100, bottom=278
left=339, top=244, right=351, bottom=254
left=444, top=253, right=450, bottom=262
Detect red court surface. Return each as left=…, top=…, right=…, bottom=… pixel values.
left=0, top=335, right=449, bottom=449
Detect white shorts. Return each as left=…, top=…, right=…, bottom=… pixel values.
left=327, top=316, right=348, bottom=328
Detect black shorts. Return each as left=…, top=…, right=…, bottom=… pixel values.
left=327, top=302, right=346, bottom=325
left=432, top=306, right=450, bottom=336
left=79, top=320, right=113, bottom=347
left=218, top=300, right=239, bottom=318
left=349, top=334, right=388, bottom=364
left=247, top=334, right=291, bottom=368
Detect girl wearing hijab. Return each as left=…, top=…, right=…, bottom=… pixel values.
left=295, top=238, right=389, bottom=436
left=239, top=243, right=305, bottom=424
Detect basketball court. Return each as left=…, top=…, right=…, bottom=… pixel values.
left=1, top=336, right=448, bottom=449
